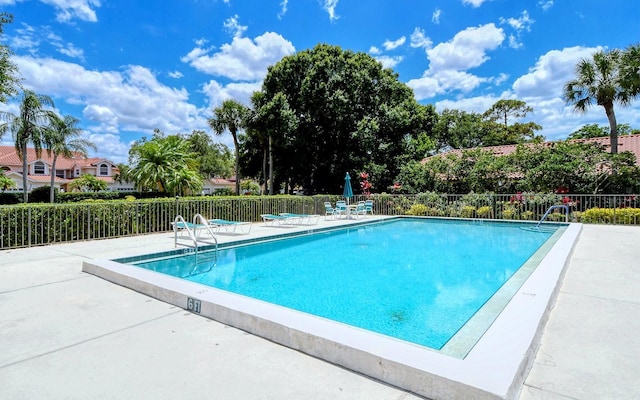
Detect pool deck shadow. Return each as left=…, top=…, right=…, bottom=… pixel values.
left=1, top=219, right=639, bottom=399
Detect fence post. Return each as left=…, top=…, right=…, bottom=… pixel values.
left=28, top=207, right=32, bottom=247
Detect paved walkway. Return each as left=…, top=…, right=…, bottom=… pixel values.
left=1, top=221, right=639, bottom=399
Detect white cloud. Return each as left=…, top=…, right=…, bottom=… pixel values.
left=168, top=71, right=184, bottom=79
left=512, top=46, right=601, bottom=99
left=462, top=0, right=490, bottom=8
left=202, top=80, right=260, bottom=109
left=432, top=8, right=442, bottom=24
left=435, top=95, right=500, bottom=114
left=368, top=46, right=381, bottom=55
left=323, top=0, right=340, bottom=21
left=501, top=10, right=534, bottom=32
left=407, top=24, right=505, bottom=100
left=278, top=0, right=288, bottom=19
left=538, top=0, right=554, bottom=11
left=12, top=55, right=208, bottom=162
left=39, top=0, right=101, bottom=23
left=427, top=23, right=505, bottom=71
left=383, top=36, right=406, bottom=51
left=409, top=27, right=432, bottom=50
left=500, top=10, right=534, bottom=49
left=181, top=32, right=295, bottom=81
left=223, top=14, right=247, bottom=38
left=375, top=55, right=403, bottom=69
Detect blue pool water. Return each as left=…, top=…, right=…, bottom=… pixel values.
left=131, top=218, right=559, bottom=350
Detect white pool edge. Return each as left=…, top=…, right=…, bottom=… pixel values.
left=82, top=222, right=582, bottom=400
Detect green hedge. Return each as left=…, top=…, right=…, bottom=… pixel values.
left=576, top=208, right=640, bottom=224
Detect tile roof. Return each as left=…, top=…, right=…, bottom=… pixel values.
left=0, top=146, right=116, bottom=169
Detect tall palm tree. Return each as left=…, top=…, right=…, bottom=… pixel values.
left=209, top=100, right=249, bottom=195
left=45, top=114, right=96, bottom=203
left=563, top=49, right=633, bottom=154
left=0, top=90, right=54, bottom=202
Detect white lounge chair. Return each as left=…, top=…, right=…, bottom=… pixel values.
left=261, top=214, right=297, bottom=226
left=208, top=219, right=252, bottom=234
left=279, top=213, right=320, bottom=225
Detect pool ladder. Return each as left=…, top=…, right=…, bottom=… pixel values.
left=536, top=205, right=569, bottom=227
left=173, top=214, right=218, bottom=254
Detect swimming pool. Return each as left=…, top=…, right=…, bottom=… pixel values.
left=128, top=218, right=559, bottom=352
left=83, top=217, right=581, bottom=400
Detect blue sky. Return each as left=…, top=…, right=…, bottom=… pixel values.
left=1, top=0, right=639, bottom=163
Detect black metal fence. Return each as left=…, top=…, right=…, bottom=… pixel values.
left=1, top=193, right=638, bottom=250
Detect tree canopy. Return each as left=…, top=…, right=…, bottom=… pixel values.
left=246, top=44, right=435, bottom=194
left=0, top=13, right=21, bottom=104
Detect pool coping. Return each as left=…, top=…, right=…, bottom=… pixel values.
left=82, top=219, right=582, bottom=400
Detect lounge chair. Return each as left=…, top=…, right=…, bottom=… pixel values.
left=364, top=200, right=374, bottom=215
left=208, top=218, right=252, bottom=234
left=324, top=202, right=338, bottom=220
left=261, top=214, right=297, bottom=226
left=279, top=213, right=320, bottom=225
left=172, top=221, right=213, bottom=238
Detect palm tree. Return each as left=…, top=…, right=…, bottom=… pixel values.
left=0, top=90, right=54, bottom=202
left=621, top=43, right=640, bottom=98
left=209, top=100, right=249, bottom=195
left=129, top=135, right=202, bottom=195
left=563, top=49, right=634, bottom=154
left=45, top=114, right=96, bottom=203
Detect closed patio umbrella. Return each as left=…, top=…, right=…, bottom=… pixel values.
left=343, top=172, right=354, bottom=204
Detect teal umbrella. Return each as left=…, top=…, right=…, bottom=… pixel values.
left=343, top=172, right=354, bottom=204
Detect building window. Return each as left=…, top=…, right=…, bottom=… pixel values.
left=34, top=161, right=45, bottom=175
left=75, top=169, right=80, bottom=177
left=99, top=164, right=109, bottom=176
left=56, top=170, right=65, bottom=178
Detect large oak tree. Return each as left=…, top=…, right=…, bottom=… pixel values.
left=249, top=44, right=435, bottom=194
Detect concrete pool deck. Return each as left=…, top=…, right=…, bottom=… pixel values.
left=1, top=219, right=639, bottom=399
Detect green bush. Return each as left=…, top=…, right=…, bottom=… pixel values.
left=477, top=206, right=492, bottom=218
left=406, top=204, right=428, bottom=216
left=579, top=208, right=640, bottom=224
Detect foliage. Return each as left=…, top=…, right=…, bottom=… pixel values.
left=240, top=179, right=261, bottom=195
left=0, top=90, right=55, bottom=203
left=578, top=207, right=640, bottom=224
left=0, top=173, right=16, bottom=192
left=432, top=109, right=487, bottom=151
left=45, top=113, right=96, bottom=203
left=251, top=43, right=433, bottom=195
left=567, top=123, right=610, bottom=139
left=563, top=48, right=635, bottom=154
left=29, top=185, right=56, bottom=203
left=620, top=43, right=640, bottom=98
left=0, top=13, right=21, bottom=104
left=209, top=100, right=250, bottom=195
left=418, top=140, right=640, bottom=194
left=185, top=130, right=234, bottom=179
left=128, top=134, right=203, bottom=196
left=481, top=99, right=544, bottom=145
left=68, top=174, right=108, bottom=192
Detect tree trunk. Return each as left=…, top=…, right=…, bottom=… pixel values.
left=233, top=135, right=240, bottom=195
left=604, top=102, right=618, bottom=154
left=268, top=135, right=274, bottom=195
left=21, top=143, right=28, bottom=203
left=50, top=154, right=57, bottom=203
left=262, top=144, right=267, bottom=195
